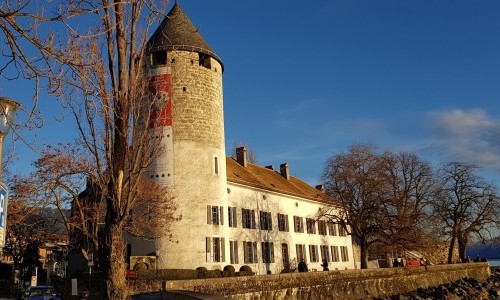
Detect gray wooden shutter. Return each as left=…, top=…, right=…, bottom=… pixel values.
left=253, top=242, right=258, bottom=263
left=221, top=238, right=225, bottom=262
left=207, top=205, right=212, bottom=224
left=271, top=243, right=275, bottom=263
left=251, top=210, right=256, bottom=229
left=235, top=242, right=239, bottom=264
left=219, top=206, right=224, bottom=225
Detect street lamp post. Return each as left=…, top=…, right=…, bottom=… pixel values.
left=0, top=97, right=20, bottom=258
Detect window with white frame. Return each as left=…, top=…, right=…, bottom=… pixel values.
left=278, top=213, right=289, bottom=232
left=331, top=246, right=340, bottom=262
left=309, top=245, right=319, bottom=262
left=320, top=245, right=330, bottom=262
left=228, top=206, right=237, bottom=228
left=306, top=218, right=316, bottom=234
left=318, top=220, right=327, bottom=235
left=243, top=241, right=258, bottom=263
left=339, top=225, right=347, bottom=236
left=229, top=240, right=239, bottom=264
left=340, top=246, right=349, bottom=262
left=296, top=244, right=306, bottom=261
left=293, top=216, right=304, bottom=233
left=261, top=242, right=274, bottom=263
left=259, top=211, right=272, bottom=231
left=242, top=208, right=256, bottom=229
left=206, top=237, right=225, bottom=263
left=328, top=222, right=337, bottom=236
left=207, top=205, right=224, bottom=225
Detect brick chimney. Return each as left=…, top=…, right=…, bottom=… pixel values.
left=280, top=163, right=290, bottom=180
left=236, top=147, right=247, bottom=167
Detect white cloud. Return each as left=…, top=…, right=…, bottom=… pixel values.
left=425, top=109, right=500, bottom=169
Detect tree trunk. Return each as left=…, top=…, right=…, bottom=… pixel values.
left=447, top=234, right=456, bottom=264
left=101, top=221, right=127, bottom=300
left=457, top=233, right=468, bottom=262
left=360, top=240, right=369, bottom=269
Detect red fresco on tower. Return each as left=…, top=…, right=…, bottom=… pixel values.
left=148, top=73, right=172, bottom=128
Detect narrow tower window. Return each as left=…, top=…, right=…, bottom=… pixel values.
left=214, top=156, right=219, bottom=174
left=199, top=53, right=211, bottom=69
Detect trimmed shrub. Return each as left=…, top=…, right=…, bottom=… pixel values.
left=139, top=269, right=197, bottom=280
left=239, top=265, right=252, bottom=272
left=202, top=269, right=222, bottom=279
left=195, top=266, right=208, bottom=278
left=237, top=270, right=255, bottom=277
left=238, top=265, right=254, bottom=277
left=138, top=267, right=225, bottom=281
left=223, top=265, right=236, bottom=277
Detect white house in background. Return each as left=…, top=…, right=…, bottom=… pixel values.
left=129, top=2, right=355, bottom=274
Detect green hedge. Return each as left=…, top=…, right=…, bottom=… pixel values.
left=138, top=267, right=254, bottom=280
left=138, top=269, right=197, bottom=280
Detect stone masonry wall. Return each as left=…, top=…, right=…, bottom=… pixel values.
left=169, top=50, right=224, bottom=149
left=130, top=263, right=491, bottom=299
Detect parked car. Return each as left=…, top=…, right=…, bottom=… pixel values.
left=22, top=285, right=61, bottom=300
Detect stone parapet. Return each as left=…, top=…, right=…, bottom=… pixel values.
left=130, top=263, right=491, bottom=299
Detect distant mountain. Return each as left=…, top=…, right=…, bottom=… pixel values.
left=466, top=236, right=500, bottom=259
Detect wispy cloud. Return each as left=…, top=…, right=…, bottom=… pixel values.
left=425, top=109, right=500, bottom=169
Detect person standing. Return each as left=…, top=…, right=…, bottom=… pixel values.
left=298, top=259, right=308, bottom=272
left=321, top=259, right=329, bottom=271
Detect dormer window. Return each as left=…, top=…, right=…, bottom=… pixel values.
left=151, top=51, right=167, bottom=66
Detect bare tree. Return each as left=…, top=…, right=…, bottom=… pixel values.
left=3, top=198, right=45, bottom=271
left=3, top=192, right=63, bottom=284
left=11, top=143, right=176, bottom=285
left=2, top=0, right=175, bottom=298
left=321, top=143, right=386, bottom=269
left=378, top=151, right=435, bottom=254
left=432, top=162, right=500, bottom=263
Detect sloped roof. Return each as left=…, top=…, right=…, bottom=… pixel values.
left=147, top=2, right=223, bottom=69
left=226, top=157, right=336, bottom=205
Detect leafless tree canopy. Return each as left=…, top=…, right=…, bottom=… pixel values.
left=2, top=0, right=175, bottom=298
left=433, top=162, right=500, bottom=263
left=322, top=144, right=386, bottom=269
left=378, top=151, right=435, bottom=253
left=322, top=144, right=439, bottom=268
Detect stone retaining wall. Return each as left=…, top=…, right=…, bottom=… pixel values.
left=130, top=263, right=491, bottom=299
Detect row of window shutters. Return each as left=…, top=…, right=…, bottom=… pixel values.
left=208, top=205, right=349, bottom=236
left=206, top=237, right=350, bottom=265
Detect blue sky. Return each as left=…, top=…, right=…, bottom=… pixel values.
left=2, top=0, right=500, bottom=186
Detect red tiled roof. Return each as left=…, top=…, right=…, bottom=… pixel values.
left=226, top=157, right=336, bottom=205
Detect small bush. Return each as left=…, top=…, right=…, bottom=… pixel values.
left=139, top=269, right=197, bottom=280
left=195, top=266, right=208, bottom=278
left=201, top=269, right=222, bottom=279
left=237, top=270, right=255, bottom=277
left=223, top=265, right=236, bottom=277
left=239, top=265, right=252, bottom=272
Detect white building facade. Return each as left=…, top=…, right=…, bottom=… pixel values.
left=130, top=2, right=356, bottom=273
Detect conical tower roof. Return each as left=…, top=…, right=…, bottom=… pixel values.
left=147, top=2, right=223, bottom=70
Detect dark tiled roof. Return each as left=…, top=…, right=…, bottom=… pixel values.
left=147, top=2, right=223, bottom=69
left=226, top=157, right=336, bottom=205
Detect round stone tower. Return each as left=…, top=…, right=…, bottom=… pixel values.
left=145, top=2, right=228, bottom=269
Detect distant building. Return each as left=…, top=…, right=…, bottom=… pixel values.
left=129, top=2, right=355, bottom=274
